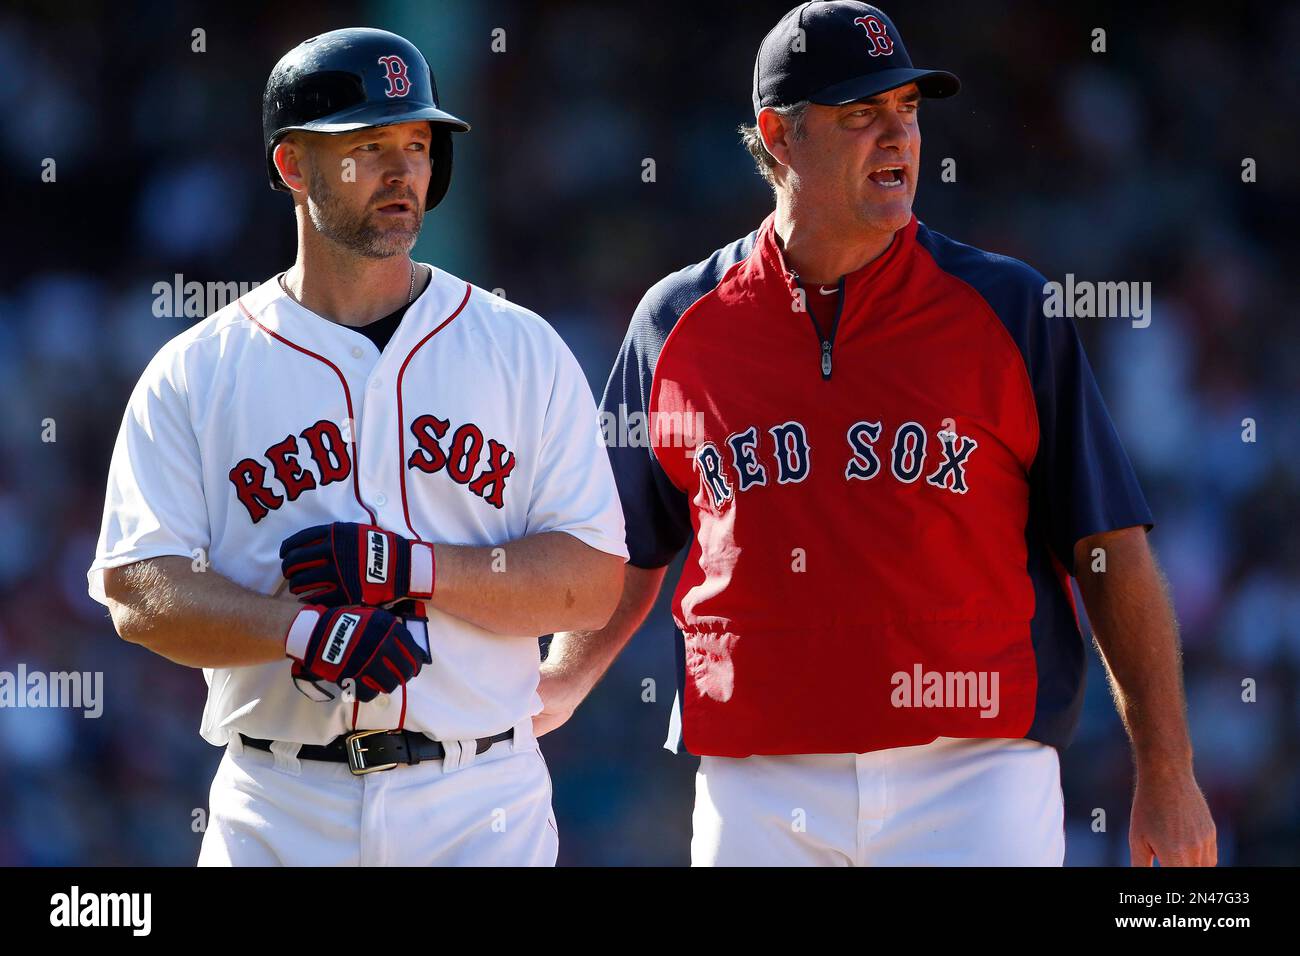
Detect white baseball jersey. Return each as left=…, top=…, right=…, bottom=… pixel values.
left=88, top=264, right=628, bottom=746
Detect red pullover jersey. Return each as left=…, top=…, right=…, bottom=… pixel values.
left=602, top=213, right=1152, bottom=758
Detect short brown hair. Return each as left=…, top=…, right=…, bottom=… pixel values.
left=739, top=101, right=809, bottom=188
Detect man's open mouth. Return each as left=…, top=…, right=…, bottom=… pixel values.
left=868, top=166, right=905, bottom=188
left=375, top=200, right=414, bottom=213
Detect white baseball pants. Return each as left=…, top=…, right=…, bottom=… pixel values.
left=691, top=736, right=1065, bottom=866
left=198, top=723, right=557, bottom=867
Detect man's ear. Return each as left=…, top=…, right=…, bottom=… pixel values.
left=273, top=135, right=309, bottom=196
left=757, top=108, right=794, bottom=168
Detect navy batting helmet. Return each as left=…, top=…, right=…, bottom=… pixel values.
left=262, top=28, right=471, bottom=209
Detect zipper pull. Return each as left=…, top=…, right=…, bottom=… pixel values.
left=820, top=340, right=833, bottom=379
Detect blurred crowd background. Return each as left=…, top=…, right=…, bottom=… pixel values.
left=0, top=0, right=1296, bottom=866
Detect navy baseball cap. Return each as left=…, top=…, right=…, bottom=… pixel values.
left=753, top=1, right=960, bottom=114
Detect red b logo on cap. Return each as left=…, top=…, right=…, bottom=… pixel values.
left=854, top=15, right=894, bottom=57
left=377, top=55, right=411, bottom=97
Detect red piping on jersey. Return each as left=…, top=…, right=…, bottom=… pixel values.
left=395, top=282, right=472, bottom=542
left=391, top=282, right=469, bottom=733
left=237, top=299, right=377, bottom=526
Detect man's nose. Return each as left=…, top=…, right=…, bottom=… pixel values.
left=383, top=150, right=421, bottom=188
left=875, top=109, right=912, bottom=151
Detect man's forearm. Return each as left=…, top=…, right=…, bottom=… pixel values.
left=536, top=564, right=667, bottom=731
left=104, top=555, right=300, bottom=668
left=545, top=618, right=638, bottom=704
left=430, top=531, right=625, bottom=636
left=1074, top=527, right=1192, bottom=769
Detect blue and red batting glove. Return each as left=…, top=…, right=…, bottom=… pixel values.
left=284, top=604, right=431, bottom=703
left=279, top=522, right=435, bottom=608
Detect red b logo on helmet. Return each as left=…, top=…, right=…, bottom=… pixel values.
left=377, top=55, right=411, bottom=97
left=854, top=16, right=894, bottom=57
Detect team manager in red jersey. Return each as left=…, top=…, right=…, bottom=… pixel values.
left=538, top=1, right=1217, bottom=868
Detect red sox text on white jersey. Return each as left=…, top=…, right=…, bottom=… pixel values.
left=88, top=267, right=627, bottom=747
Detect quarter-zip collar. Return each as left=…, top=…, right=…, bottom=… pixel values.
left=752, top=212, right=919, bottom=381
left=755, top=211, right=919, bottom=301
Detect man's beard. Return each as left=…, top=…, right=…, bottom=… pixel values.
left=306, top=160, right=423, bottom=259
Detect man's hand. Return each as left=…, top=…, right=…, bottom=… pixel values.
left=1129, top=763, right=1217, bottom=866
left=280, top=522, right=434, bottom=607
left=286, top=604, right=431, bottom=702
left=533, top=663, right=582, bottom=737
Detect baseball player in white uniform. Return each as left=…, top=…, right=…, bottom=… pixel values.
left=87, top=28, right=627, bottom=866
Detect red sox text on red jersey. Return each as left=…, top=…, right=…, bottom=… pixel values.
left=692, top=418, right=979, bottom=507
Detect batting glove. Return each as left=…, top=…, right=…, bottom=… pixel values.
left=279, top=522, right=435, bottom=608
left=284, top=604, right=431, bottom=703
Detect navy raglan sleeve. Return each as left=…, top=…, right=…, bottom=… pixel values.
left=1024, top=280, right=1154, bottom=574
left=601, top=295, right=693, bottom=570
left=914, top=224, right=1154, bottom=577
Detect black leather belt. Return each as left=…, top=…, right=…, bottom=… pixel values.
left=240, top=728, right=514, bottom=776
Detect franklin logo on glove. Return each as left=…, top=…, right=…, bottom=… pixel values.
left=283, top=604, right=430, bottom=703
left=365, top=530, right=389, bottom=585
left=280, top=522, right=435, bottom=608
left=322, top=612, right=359, bottom=665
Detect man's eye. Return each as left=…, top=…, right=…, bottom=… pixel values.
left=407, top=143, right=426, bottom=151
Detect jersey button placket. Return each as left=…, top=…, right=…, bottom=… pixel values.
left=349, top=345, right=381, bottom=520
left=358, top=367, right=385, bottom=513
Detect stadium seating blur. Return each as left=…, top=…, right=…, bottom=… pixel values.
left=0, top=0, right=1295, bottom=865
